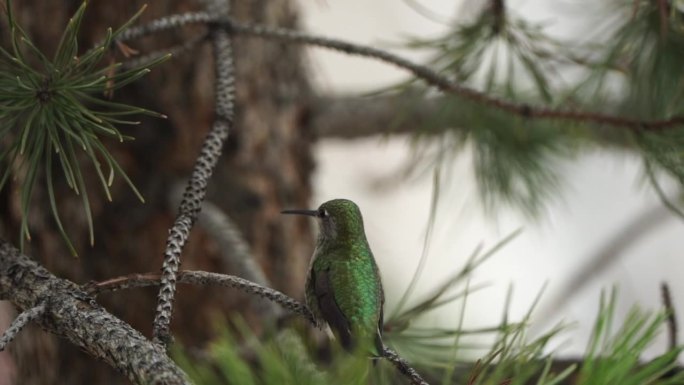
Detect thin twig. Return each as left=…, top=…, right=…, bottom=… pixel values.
left=382, top=346, right=430, bottom=385
left=91, top=271, right=315, bottom=326
left=0, top=304, right=45, bottom=351
left=121, top=31, right=211, bottom=70
left=151, top=14, right=236, bottom=347
left=115, top=12, right=217, bottom=43
left=661, top=282, right=678, bottom=352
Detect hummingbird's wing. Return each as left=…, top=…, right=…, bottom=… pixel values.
left=314, top=267, right=353, bottom=350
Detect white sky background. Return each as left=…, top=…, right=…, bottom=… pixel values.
left=297, top=0, right=684, bottom=359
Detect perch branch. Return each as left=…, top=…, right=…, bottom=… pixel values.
left=382, top=346, right=430, bottom=385
left=151, top=12, right=236, bottom=347
left=0, top=240, right=190, bottom=385
left=0, top=304, right=45, bottom=351
left=89, top=271, right=431, bottom=384
left=90, top=271, right=315, bottom=325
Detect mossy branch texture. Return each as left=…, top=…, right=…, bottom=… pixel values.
left=0, top=303, right=45, bottom=351
left=0, top=240, right=191, bottom=384
left=151, top=7, right=236, bottom=347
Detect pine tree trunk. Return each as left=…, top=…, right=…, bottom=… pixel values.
left=0, top=1, right=314, bottom=383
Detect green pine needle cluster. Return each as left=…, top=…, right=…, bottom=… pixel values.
left=174, top=320, right=371, bottom=385
left=0, top=1, right=167, bottom=255
left=396, top=3, right=579, bottom=216
left=404, top=2, right=560, bottom=100
left=578, top=289, right=683, bottom=385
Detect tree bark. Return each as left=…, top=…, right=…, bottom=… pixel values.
left=0, top=1, right=314, bottom=383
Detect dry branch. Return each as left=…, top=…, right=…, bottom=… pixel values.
left=90, top=271, right=315, bottom=325
left=0, top=240, right=190, bottom=385
left=151, top=13, right=236, bottom=347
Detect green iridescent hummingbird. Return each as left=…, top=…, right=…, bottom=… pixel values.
left=282, top=198, right=385, bottom=356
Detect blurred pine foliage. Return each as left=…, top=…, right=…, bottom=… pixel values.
left=393, top=0, right=684, bottom=217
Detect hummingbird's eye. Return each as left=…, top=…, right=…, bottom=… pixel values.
left=318, top=209, right=328, bottom=218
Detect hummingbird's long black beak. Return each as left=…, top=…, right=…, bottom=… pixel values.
left=281, top=209, right=318, bottom=217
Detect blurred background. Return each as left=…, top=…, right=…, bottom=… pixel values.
left=302, top=0, right=684, bottom=360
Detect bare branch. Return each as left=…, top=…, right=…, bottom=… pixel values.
left=152, top=13, right=236, bottom=347
left=90, top=271, right=315, bottom=325
left=0, top=304, right=45, bottom=351
left=0, top=240, right=189, bottom=385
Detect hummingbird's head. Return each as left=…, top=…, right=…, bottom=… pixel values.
left=281, top=198, right=366, bottom=242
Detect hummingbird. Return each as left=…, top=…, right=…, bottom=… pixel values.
left=282, top=198, right=385, bottom=356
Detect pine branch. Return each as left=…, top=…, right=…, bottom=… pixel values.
left=151, top=11, right=236, bottom=347
left=112, top=11, right=684, bottom=131
left=0, top=240, right=190, bottom=385
left=89, top=270, right=432, bottom=384
left=309, top=94, right=639, bottom=153
left=0, top=304, right=45, bottom=351
left=223, top=20, right=684, bottom=131
left=382, top=346, right=430, bottom=385
left=114, top=12, right=216, bottom=43
left=91, top=271, right=315, bottom=326
left=167, top=182, right=281, bottom=319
